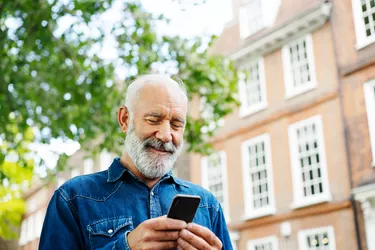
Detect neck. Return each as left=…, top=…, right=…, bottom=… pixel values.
left=119, top=151, right=161, bottom=189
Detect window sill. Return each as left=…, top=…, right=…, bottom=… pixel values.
left=356, top=38, right=375, bottom=51
left=284, top=82, right=317, bottom=100
left=239, top=102, right=268, bottom=118
left=242, top=207, right=276, bottom=221
left=291, top=194, right=332, bottom=209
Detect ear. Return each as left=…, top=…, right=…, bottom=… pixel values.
left=118, top=105, right=130, bottom=133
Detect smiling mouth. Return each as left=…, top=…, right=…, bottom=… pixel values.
left=147, top=146, right=172, bottom=155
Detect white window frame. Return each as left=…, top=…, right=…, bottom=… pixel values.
left=100, top=150, right=112, bottom=171
left=282, top=34, right=318, bottom=99
left=298, top=226, right=336, bottom=250
left=71, top=168, right=80, bottom=179
left=35, top=210, right=44, bottom=239
left=352, top=0, right=375, bottom=49
left=241, top=134, right=276, bottom=219
left=26, top=214, right=35, bottom=243
left=201, top=151, right=230, bottom=222
left=288, top=115, right=332, bottom=209
left=239, top=0, right=281, bottom=39
left=230, top=231, right=240, bottom=250
left=364, top=79, right=375, bottom=167
left=83, top=158, right=94, bottom=175
left=19, top=219, right=27, bottom=246
left=238, top=57, right=268, bottom=118
left=56, top=176, right=65, bottom=188
left=247, top=236, right=279, bottom=250
left=239, top=0, right=263, bottom=39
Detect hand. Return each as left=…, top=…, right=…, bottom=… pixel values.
left=127, top=216, right=187, bottom=250
left=177, top=223, right=223, bottom=250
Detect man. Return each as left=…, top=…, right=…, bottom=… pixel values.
left=39, top=74, right=232, bottom=250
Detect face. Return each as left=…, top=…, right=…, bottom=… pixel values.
left=122, top=82, right=187, bottom=179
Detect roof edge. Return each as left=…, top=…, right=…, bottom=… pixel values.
left=229, top=2, right=332, bottom=61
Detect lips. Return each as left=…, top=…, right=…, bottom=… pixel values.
left=147, top=145, right=172, bottom=154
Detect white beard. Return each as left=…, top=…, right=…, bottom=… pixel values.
left=124, top=123, right=183, bottom=179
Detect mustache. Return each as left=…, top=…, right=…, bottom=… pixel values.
left=142, top=136, right=177, bottom=154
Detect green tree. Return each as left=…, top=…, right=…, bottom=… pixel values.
left=0, top=0, right=238, bottom=238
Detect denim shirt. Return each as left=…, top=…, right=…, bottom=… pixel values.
left=39, top=158, right=233, bottom=250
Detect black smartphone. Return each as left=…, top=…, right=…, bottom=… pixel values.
left=167, top=194, right=201, bottom=223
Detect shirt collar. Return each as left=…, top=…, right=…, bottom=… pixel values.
left=107, top=157, right=128, bottom=182
left=107, top=157, right=189, bottom=188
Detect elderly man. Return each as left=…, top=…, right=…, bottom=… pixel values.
left=39, top=74, right=232, bottom=250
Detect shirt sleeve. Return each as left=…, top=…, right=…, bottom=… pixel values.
left=39, top=190, right=132, bottom=250
left=39, top=190, right=85, bottom=250
left=212, top=204, right=233, bottom=250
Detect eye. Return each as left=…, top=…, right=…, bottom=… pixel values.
left=171, top=122, right=183, bottom=129
left=146, top=118, right=159, bottom=124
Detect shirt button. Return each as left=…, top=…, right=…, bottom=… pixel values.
left=151, top=192, right=154, bottom=196
left=108, top=229, right=113, bottom=234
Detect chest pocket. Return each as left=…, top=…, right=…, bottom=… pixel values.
left=87, top=216, right=133, bottom=250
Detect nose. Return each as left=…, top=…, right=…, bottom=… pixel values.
left=155, top=121, right=173, bottom=143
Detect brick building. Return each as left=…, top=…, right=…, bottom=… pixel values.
left=188, top=0, right=375, bottom=249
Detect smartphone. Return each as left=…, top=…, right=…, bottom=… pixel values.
left=167, top=194, right=201, bottom=223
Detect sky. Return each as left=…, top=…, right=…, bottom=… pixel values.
left=141, top=0, right=233, bottom=37
left=33, top=0, right=233, bottom=176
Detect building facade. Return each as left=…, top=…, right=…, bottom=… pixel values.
left=190, top=0, right=375, bottom=249
left=333, top=0, right=375, bottom=249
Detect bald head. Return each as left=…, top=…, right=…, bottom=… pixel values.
left=125, top=74, right=188, bottom=115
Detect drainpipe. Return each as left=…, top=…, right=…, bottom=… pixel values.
left=327, top=0, right=363, bottom=249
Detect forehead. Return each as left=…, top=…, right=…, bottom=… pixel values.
left=135, top=82, right=188, bottom=117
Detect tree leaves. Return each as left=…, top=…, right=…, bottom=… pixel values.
left=0, top=0, right=239, bottom=239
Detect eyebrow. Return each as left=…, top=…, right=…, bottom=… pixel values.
left=172, top=117, right=186, bottom=124
left=145, top=112, right=162, bottom=118
left=144, top=112, right=185, bottom=124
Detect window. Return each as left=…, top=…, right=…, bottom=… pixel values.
left=100, top=150, right=112, bottom=171
left=19, top=212, right=44, bottom=245
left=26, top=215, right=35, bottom=242
left=241, top=134, right=276, bottom=219
left=19, top=219, right=27, bottom=246
left=239, top=0, right=281, bottom=39
left=364, top=79, right=375, bottom=166
left=35, top=210, right=44, bottom=239
left=239, top=0, right=263, bottom=38
left=282, top=34, right=317, bottom=98
left=352, top=0, right=375, bottom=48
left=71, top=168, right=80, bottom=178
left=199, top=97, right=224, bottom=134
left=201, top=151, right=230, bottom=221
left=230, top=231, right=240, bottom=250
left=298, top=226, right=336, bottom=250
left=56, top=176, right=65, bottom=188
left=288, top=116, right=331, bottom=208
left=238, top=58, right=267, bottom=117
left=247, top=236, right=279, bottom=250
left=84, top=158, right=94, bottom=175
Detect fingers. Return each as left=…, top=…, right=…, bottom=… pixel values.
left=177, top=237, right=198, bottom=250
left=144, top=230, right=180, bottom=241
left=147, top=240, right=178, bottom=250
left=185, top=223, right=222, bottom=248
left=148, top=217, right=187, bottom=231
left=179, top=229, right=210, bottom=250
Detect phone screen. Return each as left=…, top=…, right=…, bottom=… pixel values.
left=167, top=194, right=201, bottom=223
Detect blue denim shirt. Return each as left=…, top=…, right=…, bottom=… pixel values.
left=39, top=158, right=232, bottom=250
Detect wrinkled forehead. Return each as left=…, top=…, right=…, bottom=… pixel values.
left=135, top=80, right=188, bottom=116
